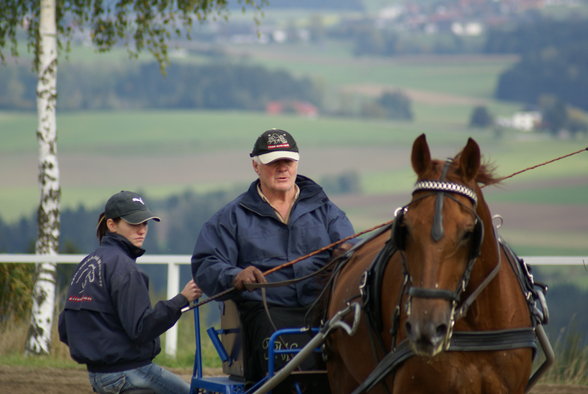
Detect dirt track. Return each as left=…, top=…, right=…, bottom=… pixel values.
left=1, top=365, right=587, bottom=394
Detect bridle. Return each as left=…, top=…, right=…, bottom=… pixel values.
left=393, top=159, right=492, bottom=349
left=346, top=146, right=576, bottom=393
left=352, top=166, right=543, bottom=393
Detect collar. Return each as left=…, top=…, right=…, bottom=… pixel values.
left=257, top=183, right=300, bottom=224
left=101, top=233, right=145, bottom=259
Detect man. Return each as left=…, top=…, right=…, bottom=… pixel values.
left=191, top=129, right=355, bottom=388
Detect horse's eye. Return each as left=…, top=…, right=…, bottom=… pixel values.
left=462, top=229, right=474, bottom=242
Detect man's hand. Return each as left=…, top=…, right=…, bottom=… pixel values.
left=332, top=242, right=353, bottom=259
left=233, top=266, right=267, bottom=291
left=181, top=279, right=203, bottom=302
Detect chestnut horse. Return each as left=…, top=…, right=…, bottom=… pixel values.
left=324, top=134, right=545, bottom=393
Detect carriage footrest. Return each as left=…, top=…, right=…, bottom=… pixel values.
left=190, top=375, right=247, bottom=394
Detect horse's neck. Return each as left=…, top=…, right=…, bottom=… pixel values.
left=463, top=207, right=531, bottom=330
left=465, top=253, right=530, bottom=331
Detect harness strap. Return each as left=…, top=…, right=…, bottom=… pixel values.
left=500, top=236, right=550, bottom=326
left=449, top=328, right=537, bottom=351
left=431, top=159, right=452, bottom=241
left=408, top=287, right=455, bottom=301
left=454, top=224, right=502, bottom=320
left=351, top=328, right=537, bottom=394
left=351, top=340, right=413, bottom=394
left=362, top=234, right=398, bottom=332
left=357, top=234, right=398, bottom=394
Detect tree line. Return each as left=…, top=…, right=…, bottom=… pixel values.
left=491, top=18, right=588, bottom=112
left=0, top=59, right=413, bottom=120
left=0, top=61, right=320, bottom=111
left=0, top=172, right=361, bottom=255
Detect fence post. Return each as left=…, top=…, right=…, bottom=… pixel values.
left=165, top=261, right=180, bottom=357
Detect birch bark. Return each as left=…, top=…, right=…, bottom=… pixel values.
left=25, top=0, right=60, bottom=356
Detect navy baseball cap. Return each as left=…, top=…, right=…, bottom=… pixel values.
left=104, top=191, right=160, bottom=224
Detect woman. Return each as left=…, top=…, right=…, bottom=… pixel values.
left=59, top=190, right=201, bottom=394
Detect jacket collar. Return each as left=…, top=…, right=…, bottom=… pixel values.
left=240, top=175, right=327, bottom=220
left=101, top=233, right=145, bottom=260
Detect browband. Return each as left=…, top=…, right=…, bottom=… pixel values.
left=413, top=180, right=478, bottom=205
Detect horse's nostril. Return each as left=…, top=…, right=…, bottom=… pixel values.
left=436, top=323, right=448, bottom=338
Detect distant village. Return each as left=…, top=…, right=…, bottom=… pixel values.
left=176, top=0, right=581, bottom=132
left=199, top=0, right=581, bottom=45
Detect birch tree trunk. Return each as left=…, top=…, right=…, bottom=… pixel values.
left=25, top=0, right=61, bottom=356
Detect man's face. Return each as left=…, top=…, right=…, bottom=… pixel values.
left=253, top=158, right=298, bottom=195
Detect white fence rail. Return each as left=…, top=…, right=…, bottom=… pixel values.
left=1, top=254, right=586, bottom=358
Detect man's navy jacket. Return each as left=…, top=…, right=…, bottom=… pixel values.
left=191, top=175, right=355, bottom=307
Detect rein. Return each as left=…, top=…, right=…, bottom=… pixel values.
left=492, top=146, right=588, bottom=186
left=181, top=220, right=393, bottom=312
left=182, top=146, right=586, bottom=313
left=264, top=146, right=587, bottom=291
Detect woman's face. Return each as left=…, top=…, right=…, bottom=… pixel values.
left=107, top=219, right=148, bottom=248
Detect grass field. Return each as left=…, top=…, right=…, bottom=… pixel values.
left=2, top=38, right=587, bottom=258
left=2, top=109, right=586, bottom=258
left=234, top=44, right=516, bottom=100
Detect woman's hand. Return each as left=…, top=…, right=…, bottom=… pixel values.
left=181, top=279, right=202, bottom=302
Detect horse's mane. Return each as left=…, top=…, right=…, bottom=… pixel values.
left=429, top=154, right=502, bottom=188
left=474, top=162, right=501, bottom=187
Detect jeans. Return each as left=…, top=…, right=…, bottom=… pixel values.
left=88, top=363, right=190, bottom=394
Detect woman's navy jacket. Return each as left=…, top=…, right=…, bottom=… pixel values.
left=58, top=233, right=188, bottom=372
left=191, top=175, right=355, bottom=307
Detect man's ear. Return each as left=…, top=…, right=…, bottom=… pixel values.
left=252, top=160, right=260, bottom=174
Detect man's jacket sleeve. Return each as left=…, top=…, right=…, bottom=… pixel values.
left=327, top=201, right=356, bottom=244
left=191, top=215, right=242, bottom=298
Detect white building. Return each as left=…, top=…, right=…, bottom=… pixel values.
left=497, top=111, right=542, bottom=132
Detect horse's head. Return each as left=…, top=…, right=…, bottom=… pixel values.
left=397, top=134, right=488, bottom=357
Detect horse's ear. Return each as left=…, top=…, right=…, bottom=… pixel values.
left=411, top=134, right=431, bottom=177
left=459, top=137, right=481, bottom=182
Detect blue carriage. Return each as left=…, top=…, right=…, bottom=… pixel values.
left=188, top=300, right=349, bottom=394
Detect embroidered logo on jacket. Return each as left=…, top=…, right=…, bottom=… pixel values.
left=70, top=255, right=104, bottom=302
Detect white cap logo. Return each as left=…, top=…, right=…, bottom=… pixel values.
left=267, top=132, right=290, bottom=149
